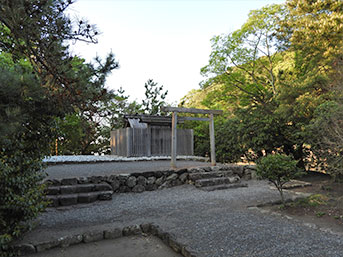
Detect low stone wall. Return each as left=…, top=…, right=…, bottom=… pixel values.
left=44, top=164, right=256, bottom=194
left=14, top=223, right=198, bottom=257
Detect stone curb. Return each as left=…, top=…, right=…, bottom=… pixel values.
left=14, top=223, right=199, bottom=257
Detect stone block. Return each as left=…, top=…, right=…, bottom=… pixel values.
left=126, top=176, right=137, bottom=188
left=83, top=231, right=103, bottom=243
left=145, top=184, right=157, bottom=191
left=47, top=186, right=60, bottom=195
left=166, top=173, right=178, bottom=181
left=61, top=178, right=78, bottom=185
left=90, top=176, right=103, bottom=184
left=154, top=171, right=164, bottom=178
left=179, top=173, right=188, bottom=183
left=140, top=223, right=151, bottom=234
left=132, top=185, right=145, bottom=193
left=58, top=234, right=83, bottom=247
left=118, top=186, right=131, bottom=193
left=103, top=228, right=122, bottom=239
left=78, top=177, right=89, bottom=184
left=118, top=174, right=130, bottom=184
left=136, top=176, right=147, bottom=186
left=111, top=179, right=120, bottom=191
left=76, top=184, right=95, bottom=193
left=149, top=224, right=159, bottom=236
left=122, top=225, right=141, bottom=236
left=60, top=185, right=77, bottom=194
left=14, top=243, right=36, bottom=255
left=94, top=183, right=112, bottom=191
left=168, top=236, right=182, bottom=253
left=46, top=195, right=59, bottom=207
left=35, top=240, right=60, bottom=252
left=78, top=192, right=99, bottom=203
left=45, top=179, right=60, bottom=186
left=98, top=191, right=113, bottom=200
left=155, top=176, right=165, bottom=186
left=147, top=176, right=156, bottom=185
left=59, top=194, right=78, bottom=206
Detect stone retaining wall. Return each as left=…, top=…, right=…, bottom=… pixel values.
left=44, top=164, right=256, bottom=194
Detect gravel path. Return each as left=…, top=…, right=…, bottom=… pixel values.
left=44, top=160, right=210, bottom=179
left=21, top=180, right=343, bottom=257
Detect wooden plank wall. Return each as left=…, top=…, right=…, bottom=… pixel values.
left=111, top=127, right=193, bottom=157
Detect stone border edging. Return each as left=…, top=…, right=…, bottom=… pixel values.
left=14, top=223, right=199, bottom=257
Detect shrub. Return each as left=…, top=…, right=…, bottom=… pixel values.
left=257, top=154, right=303, bottom=204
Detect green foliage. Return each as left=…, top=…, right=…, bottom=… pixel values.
left=142, top=79, right=168, bottom=115
left=257, top=154, right=302, bottom=203
left=0, top=0, right=118, bottom=253
left=308, top=101, right=343, bottom=180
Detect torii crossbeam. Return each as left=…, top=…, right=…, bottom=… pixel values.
left=161, top=107, right=223, bottom=168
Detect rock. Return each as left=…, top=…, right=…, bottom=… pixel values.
left=168, top=236, right=182, bottom=253
left=82, top=231, right=103, bottom=243
left=145, top=184, right=157, bottom=191
left=35, top=240, right=60, bottom=252
left=122, top=225, right=142, bottom=236
left=59, top=194, right=78, bottom=206
left=179, top=173, right=188, bottom=183
left=147, top=176, right=156, bottom=185
left=14, top=243, right=36, bottom=255
left=137, top=176, right=147, bottom=186
left=229, top=175, right=240, bottom=183
left=58, top=234, right=83, bottom=248
left=154, top=171, right=164, bottom=178
left=126, top=176, right=137, bottom=188
left=47, top=186, right=60, bottom=195
left=104, top=228, right=122, bottom=239
left=78, top=177, right=89, bottom=184
left=211, top=166, right=221, bottom=172
left=230, top=165, right=244, bottom=177
left=78, top=192, right=98, bottom=203
left=76, top=184, right=95, bottom=193
left=60, top=185, right=77, bottom=194
left=140, top=223, right=151, bottom=233
left=98, top=191, right=113, bottom=200
left=118, top=186, right=131, bottom=193
left=108, top=175, right=118, bottom=182
left=46, top=195, right=59, bottom=207
left=111, top=179, right=120, bottom=191
left=60, top=178, right=78, bottom=185
left=155, top=176, right=165, bottom=186
left=132, top=185, right=145, bottom=193
left=94, top=183, right=112, bottom=191
left=166, top=173, right=178, bottom=181
left=45, top=179, right=60, bottom=186
left=90, top=176, right=103, bottom=184
left=118, top=174, right=130, bottom=184
left=176, top=168, right=188, bottom=175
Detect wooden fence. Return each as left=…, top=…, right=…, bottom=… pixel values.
left=110, top=127, right=193, bottom=157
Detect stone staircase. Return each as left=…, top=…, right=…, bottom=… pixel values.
left=45, top=179, right=113, bottom=207
left=188, top=167, right=248, bottom=191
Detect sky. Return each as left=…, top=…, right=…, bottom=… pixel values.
left=68, top=0, right=285, bottom=104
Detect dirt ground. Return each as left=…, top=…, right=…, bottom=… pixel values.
left=26, top=235, right=182, bottom=257
left=263, top=172, right=343, bottom=234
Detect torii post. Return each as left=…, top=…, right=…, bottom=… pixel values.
left=161, top=107, right=223, bottom=168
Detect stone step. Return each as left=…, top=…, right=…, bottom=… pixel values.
left=194, top=176, right=240, bottom=188
left=200, top=183, right=248, bottom=191
left=46, top=183, right=112, bottom=196
left=46, top=190, right=113, bottom=207
left=189, top=170, right=234, bottom=181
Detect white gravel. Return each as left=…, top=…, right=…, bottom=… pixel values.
left=43, top=155, right=208, bottom=164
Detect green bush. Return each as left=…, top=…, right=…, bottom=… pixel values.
left=257, top=154, right=303, bottom=203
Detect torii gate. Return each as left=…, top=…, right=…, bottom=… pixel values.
left=161, top=107, right=223, bottom=168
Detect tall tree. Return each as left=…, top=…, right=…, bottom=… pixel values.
left=142, top=79, right=168, bottom=115
left=0, top=0, right=117, bottom=252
